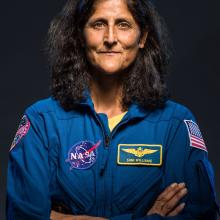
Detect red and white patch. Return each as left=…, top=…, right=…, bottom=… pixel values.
left=10, top=115, right=30, bottom=151
left=184, top=120, right=207, bottom=152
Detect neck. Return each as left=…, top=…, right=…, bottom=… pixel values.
left=90, top=72, right=125, bottom=118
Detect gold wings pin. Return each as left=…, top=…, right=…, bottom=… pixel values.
left=122, top=147, right=158, bottom=158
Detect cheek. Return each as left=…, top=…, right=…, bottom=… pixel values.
left=118, top=31, right=141, bottom=49
left=118, top=32, right=140, bottom=65
left=83, top=30, right=102, bottom=64
left=83, top=30, right=103, bottom=49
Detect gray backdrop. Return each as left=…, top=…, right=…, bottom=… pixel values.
left=1, top=0, right=219, bottom=219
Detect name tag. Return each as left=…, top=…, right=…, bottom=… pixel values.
left=117, top=144, right=162, bottom=166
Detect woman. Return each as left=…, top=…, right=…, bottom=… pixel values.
left=7, top=0, right=219, bottom=219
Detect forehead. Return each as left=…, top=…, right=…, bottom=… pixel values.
left=90, top=0, right=134, bottom=20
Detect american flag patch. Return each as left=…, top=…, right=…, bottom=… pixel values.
left=184, top=120, right=207, bottom=152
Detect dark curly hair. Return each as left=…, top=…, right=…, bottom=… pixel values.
left=47, top=0, right=172, bottom=111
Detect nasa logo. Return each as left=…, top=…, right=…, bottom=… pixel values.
left=66, top=140, right=101, bottom=170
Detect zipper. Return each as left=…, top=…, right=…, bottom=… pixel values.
left=81, top=105, right=131, bottom=217
left=111, top=117, right=129, bottom=138
left=90, top=111, right=109, bottom=217
left=100, top=135, right=110, bottom=176
left=100, top=116, right=130, bottom=174
left=105, top=135, right=110, bottom=148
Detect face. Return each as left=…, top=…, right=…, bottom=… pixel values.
left=83, top=0, right=148, bottom=75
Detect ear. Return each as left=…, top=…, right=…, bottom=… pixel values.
left=139, top=31, right=148, bottom=48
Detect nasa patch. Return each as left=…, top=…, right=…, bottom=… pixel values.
left=10, top=115, right=30, bottom=151
left=65, top=140, right=101, bottom=170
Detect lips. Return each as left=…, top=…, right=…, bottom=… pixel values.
left=98, top=51, right=121, bottom=56
left=98, top=51, right=121, bottom=53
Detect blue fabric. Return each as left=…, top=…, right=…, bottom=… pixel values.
left=7, top=95, right=219, bottom=219
left=200, top=159, right=220, bottom=215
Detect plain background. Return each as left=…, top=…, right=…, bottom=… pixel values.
left=1, top=0, right=219, bottom=219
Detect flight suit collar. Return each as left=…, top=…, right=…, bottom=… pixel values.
left=53, top=89, right=152, bottom=121
left=79, top=89, right=151, bottom=121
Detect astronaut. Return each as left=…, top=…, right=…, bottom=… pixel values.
left=7, top=0, right=220, bottom=219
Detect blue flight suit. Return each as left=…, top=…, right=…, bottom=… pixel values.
left=7, top=94, right=220, bottom=220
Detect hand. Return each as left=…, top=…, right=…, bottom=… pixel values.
left=147, top=182, right=187, bottom=217
left=50, top=210, right=108, bottom=220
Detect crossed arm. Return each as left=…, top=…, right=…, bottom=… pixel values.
left=50, top=182, right=187, bottom=220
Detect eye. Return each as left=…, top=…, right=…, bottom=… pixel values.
left=92, top=21, right=105, bottom=29
left=118, top=22, right=131, bottom=29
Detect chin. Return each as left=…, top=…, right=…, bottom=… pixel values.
left=99, top=68, right=124, bottom=75
left=89, top=60, right=129, bottom=76
left=97, top=63, right=127, bottom=75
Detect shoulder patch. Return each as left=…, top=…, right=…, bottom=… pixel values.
left=184, top=120, right=207, bottom=152
left=10, top=115, right=30, bottom=151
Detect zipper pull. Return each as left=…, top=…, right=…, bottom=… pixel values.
left=105, top=135, right=110, bottom=147
left=100, top=135, right=110, bottom=175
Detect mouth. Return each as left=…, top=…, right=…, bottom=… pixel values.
left=98, top=51, right=121, bottom=55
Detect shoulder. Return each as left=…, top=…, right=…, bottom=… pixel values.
left=24, top=97, right=57, bottom=117
left=24, top=97, right=80, bottom=120
left=163, top=100, right=208, bottom=152
left=164, top=100, right=195, bottom=121
left=147, top=99, right=196, bottom=123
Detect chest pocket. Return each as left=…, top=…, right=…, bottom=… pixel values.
left=112, top=166, right=163, bottom=217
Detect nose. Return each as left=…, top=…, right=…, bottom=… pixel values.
left=104, top=25, right=117, bottom=47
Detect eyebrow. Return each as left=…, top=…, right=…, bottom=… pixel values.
left=88, top=17, right=134, bottom=24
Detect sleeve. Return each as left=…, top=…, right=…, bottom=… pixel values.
left=6, top=107, right=51, bottom=220
left=109, top=109, right=220, bottom=220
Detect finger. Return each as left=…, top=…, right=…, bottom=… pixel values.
left=161, top=187, right=187, bottom=215
left=157, top=183, right=185, bottom=201
left=156, top=183, right=178, bottom=201
left=156, top=183, right=186, bottom=204
left=50, top=210, right=82, bottom=220
left=167, top=203, right=186, bottom=216
left=146, top=183, right=187, bottom=216
left=50, top=210, right=65, bottom=220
